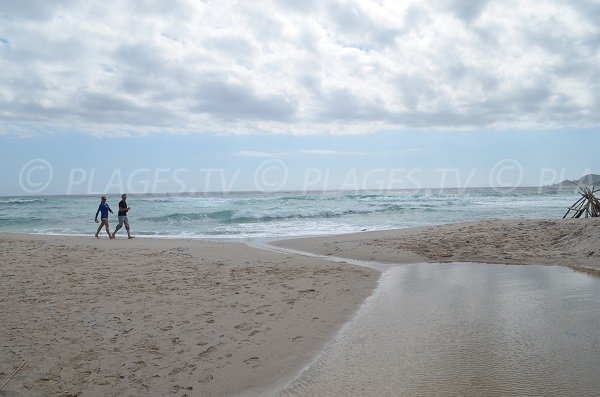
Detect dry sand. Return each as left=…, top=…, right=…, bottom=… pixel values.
left=276, top=218, right=600, bottom=275
left=0, top=234, right=377, bottom=397
left=2, top=218, right=599, bottom=396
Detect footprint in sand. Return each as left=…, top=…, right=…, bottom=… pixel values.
left=169, top=363, right=196, bottom=376
left=243, top=357, right=261, bottom=368
left=170, top=384, right=194, bottom=393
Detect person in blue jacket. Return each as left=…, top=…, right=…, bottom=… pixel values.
left=94, top=195, right=114, bottom=239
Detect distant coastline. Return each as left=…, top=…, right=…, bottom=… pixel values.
left=555, top=173, right=600, bottom=188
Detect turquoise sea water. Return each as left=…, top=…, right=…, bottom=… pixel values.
left=0, top=187, right=580, bottom=238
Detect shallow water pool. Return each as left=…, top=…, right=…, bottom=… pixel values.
left=277, top=263, right=600, bottom=397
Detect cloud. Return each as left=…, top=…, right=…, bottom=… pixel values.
left=191, top=79, right=297, bottom=122
left=0, top=0, right=599, bottom=136
left=0, top=0, right=76, bottom=22
left=441, top=0, right=491, bottom=23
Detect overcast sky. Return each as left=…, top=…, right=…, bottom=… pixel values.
left=1, top=0, right=599, bottom=194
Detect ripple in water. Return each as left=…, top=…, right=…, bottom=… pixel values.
left=277, top=263, right=600, bottom=397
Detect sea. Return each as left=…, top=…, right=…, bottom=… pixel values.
left=0, top=186, right=581, bottom=239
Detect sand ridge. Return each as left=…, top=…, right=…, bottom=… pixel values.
left=276, top=218, right=600, bottom=275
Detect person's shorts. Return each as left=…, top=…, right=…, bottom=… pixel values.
left=117, top=215, right=129, bottom=230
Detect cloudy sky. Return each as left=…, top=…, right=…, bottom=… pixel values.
left=1, top=0, right=599, bottom=194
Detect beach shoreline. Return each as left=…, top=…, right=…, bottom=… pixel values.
left=275, top=218, right=600, bottom=277
left=1, top=218, right=599, bottom=396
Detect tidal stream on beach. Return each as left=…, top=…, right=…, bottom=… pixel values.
left=268, top=259, right=600, bottom=396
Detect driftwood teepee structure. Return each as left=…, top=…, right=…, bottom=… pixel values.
left=563, top=185, right=600, bottom=218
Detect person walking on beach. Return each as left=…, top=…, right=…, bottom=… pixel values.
left=95, top=195, right=114, bottom=239
left=112, top=193, right=134, bottom=239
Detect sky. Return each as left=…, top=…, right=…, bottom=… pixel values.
left=1, top=0, right=599, bottom=195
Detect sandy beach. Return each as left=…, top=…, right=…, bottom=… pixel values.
left=0, top=234, right=377, bottom=397
left=276, top=218, right=600, bottom=275
left=1, top=218, right=599, bottom=396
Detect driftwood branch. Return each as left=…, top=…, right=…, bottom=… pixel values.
left=0, top=359, right=27, bottom=392
left=563, top=185, right=600, bottom=219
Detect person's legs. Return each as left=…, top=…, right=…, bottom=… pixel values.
left=95, top=223, right=103, bottom=238
left=103, top=219, right=113, bottom=238
left=123, top=217, right=133, bottom=238
left=113, top=216, right=125, bottom=237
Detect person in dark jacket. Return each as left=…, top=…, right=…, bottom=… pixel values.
left=112, top=193, right=134, bottom=239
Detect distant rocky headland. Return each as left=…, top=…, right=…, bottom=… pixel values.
left=555, top=174, right=600, bottom=188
